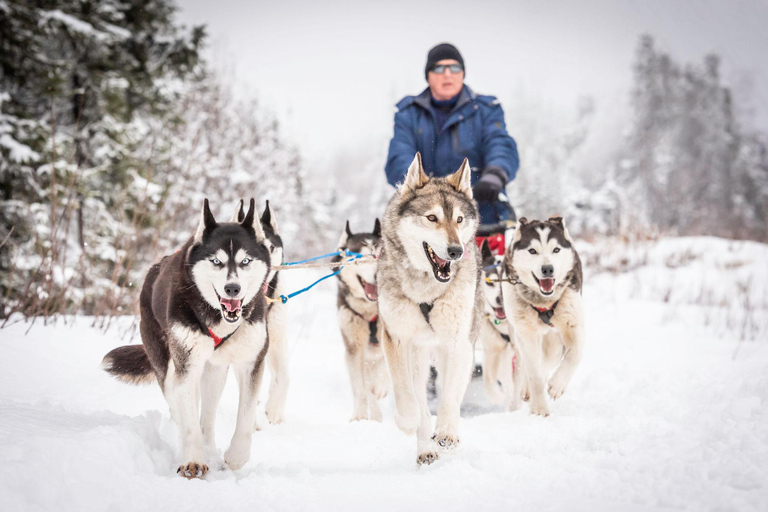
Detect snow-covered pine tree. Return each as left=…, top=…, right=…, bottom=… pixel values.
left=621, top=34, right=768, bottom=242
left=0, top=0, right=203, bottom=318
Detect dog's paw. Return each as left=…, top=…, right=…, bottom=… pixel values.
left=547, top=373, right=569, bottom=400
left=521, top=382, right=530, bottom=402
left=394, top=401, right=419, bottom=435
left=177, top=462, right=208, bottom=479
left=417, top=451, right=440, bottom=466
left=224, top=436, right=251, bottom=471
left=431, top=431, right=460, bottom=450
left=265, top=408, right=284, bottom=425
left=528, top=399, right=550, bottom=417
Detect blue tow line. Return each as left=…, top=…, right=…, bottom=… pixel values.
left=271, top=250, right=364, bottom=304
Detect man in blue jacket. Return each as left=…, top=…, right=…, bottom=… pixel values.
left=385, top=43, right=519, bottom=225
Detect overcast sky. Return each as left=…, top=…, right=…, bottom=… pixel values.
left=175, top=0, right=768, bottom=169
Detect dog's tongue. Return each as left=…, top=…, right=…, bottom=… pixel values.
left=220, top=298, right=241, bottom=312
left=494, top=307, right=506, bottom=320
left=434, top=253, right=448, bottom=266
left=539, top=278, right=555, bottom=293
left=364, top=282, right=378, bottom=300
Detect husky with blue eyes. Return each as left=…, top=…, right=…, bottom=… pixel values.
left=102, top=198, right=271, bottom=478
left=501, top=217, right=584, bottom=417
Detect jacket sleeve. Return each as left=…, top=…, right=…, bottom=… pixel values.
left=385, top=108, right=419, bottom=187
left=481, top=102, right=519, bottom=183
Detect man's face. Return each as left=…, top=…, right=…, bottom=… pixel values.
left=427, top=59, right=464, bottom=101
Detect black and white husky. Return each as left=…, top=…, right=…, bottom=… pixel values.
left=103, top=199, right=270, bottom=478
left=478, top=240, right=524, bottom=411
left=501, top=217, right=585, bottom=417
left=335, top=220, right=388, bottom=421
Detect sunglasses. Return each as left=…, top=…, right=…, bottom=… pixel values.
left=430, top=64, right=464, bottom=75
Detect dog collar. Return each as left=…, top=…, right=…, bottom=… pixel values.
left=532, top=301, right=559, bottom=325
left=207, top=326, right=239, bottom=350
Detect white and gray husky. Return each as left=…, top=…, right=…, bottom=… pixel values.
left=478, top=239, right=524, bottom=412
left=232, top=200, right=289, bottom=426
left=501, top=217, right=585, bottom=417
left=377, top=153, right=483, bottom=466
left=103, top=199, right=271, bottom=478
left=334, top=220, right=388, bottom=421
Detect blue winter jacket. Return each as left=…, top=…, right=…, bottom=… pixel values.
left=385, top=85, right=519, bottom=224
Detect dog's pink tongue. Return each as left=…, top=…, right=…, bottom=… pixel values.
left=494, top=307, right=506, bottom=320
left=364, top=282, right=378, bottom=300
left=220, top=298, right=241, bottom=312
left=539, top=278, right=555, bottom=293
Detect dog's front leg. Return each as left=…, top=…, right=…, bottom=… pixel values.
left=506, top=344, right=524, bottom=411
left=381, top=327, right=419, bottom=435
left=165, top=354, right=209, bottom=478
left=433, top=338, right=472, bottom=449
left=548, top=321, right=584, bottom=400
left=200, top=361, right=229, bottom=450
left=413, top=345, right=439, bottom=465
left=264, top=307, right=289, bottom=425
left=226, top=352, right=267, bottom=471
left=344, top=333, right=369, bottom=421
left=515, top=329, right=549, bottom=416
left=481, top=336, right=506, bottom=405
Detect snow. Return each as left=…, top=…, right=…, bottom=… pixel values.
left=39, top=10, right=111, bottom=42
left=1, top=239, right=768, bottom=511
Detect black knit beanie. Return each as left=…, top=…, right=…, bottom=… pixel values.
left=424, top=43, right=465, bottom=80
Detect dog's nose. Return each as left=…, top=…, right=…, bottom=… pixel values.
left=541, top=265, right=554, bottom=278
left=447, top=245, right=463, bottom=260
left=224, top=283, right=241, bottom=297
left=495, top=296, right=503, bottom=306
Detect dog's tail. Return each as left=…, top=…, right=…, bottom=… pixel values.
left=102, top=345, right=156, bottom=385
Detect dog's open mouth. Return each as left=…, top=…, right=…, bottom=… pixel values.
left=533, top=273, right=555, bottom=296
left=423, top=242, right=452, bottom=283
left=215, top=288, right=242, bottom=323
left=357, top=275, right=378, bottom=301
left=493, top=307, right=506, bottom=320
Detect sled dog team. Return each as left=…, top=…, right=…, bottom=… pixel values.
left=103, top=153, right=585, bottom=477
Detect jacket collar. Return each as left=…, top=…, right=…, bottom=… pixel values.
left=413, top=85, right=476, bottom=114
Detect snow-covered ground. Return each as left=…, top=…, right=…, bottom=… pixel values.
left=1, top=237, right=767, bottom=511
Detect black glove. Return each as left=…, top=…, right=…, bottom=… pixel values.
left=472, top=167, right=506, bottom=202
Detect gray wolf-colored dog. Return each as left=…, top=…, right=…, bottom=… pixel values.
left=103, top=199, right=270, bottom=478
left=335, top=220, right=388, bottom=421
left=501, top=216, right=584, bottom=417
left=377, top=153, right=483, bottom=466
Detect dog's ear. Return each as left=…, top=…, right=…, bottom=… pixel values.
left=261, top=200, right=279, bottom=235
left=401, top=152, right=429, bottom=192
left=240, top=198, right=266, bottom=242
left=446, top=158, right=473, bottom=198
left=194, top=198, right=217, bottom=243
left=372, top=218, right=381, bottom=238
left=548, top=216, right=563, bottom=226
left=556, top=217, right=573, bottom=244
left=511, top=218, right=525, bottom=246
left=230, top=199, right=245, bottom=223
left=480, top=238, right=494, bottom=263
left=338, top=220, right=351, bottom=248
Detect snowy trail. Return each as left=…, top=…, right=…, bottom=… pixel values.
left=1, top=271, right=767, bottom=511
